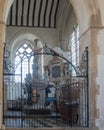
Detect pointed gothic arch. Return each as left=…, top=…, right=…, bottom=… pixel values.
left=15, top=41, right=34, bottom=82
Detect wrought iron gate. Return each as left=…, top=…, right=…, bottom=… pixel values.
left=3, top=45, right=89, bottom=128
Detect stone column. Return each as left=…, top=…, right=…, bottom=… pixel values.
left=96, top=28, right=104, bottom=130
left=79, top=27, right=99, bottom=129
left=33, top=39, right=39, bottom=79
left=0, top=22, right=6, bottom=130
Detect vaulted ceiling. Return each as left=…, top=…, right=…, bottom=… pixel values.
left=7, top=0, right=72, bottom=28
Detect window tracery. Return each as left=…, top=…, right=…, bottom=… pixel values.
left=15, top=42, right=34, bottom=82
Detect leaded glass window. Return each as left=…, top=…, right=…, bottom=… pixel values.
left=69, top=25, right=79, bottom=75
left=15, top=42, right=34, bottom=82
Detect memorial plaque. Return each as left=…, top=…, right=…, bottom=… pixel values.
left=52, top=66, right=61, bottom=78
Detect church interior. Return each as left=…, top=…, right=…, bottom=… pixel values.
left=0, top=0, right=104, bottom=130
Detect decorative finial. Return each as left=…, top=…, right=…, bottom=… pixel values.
left=44, top=42, right=47, bottom=47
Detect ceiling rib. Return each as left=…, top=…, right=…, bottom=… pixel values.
left=27, top=0, right=31, bottom=26
left=21, top=0, right=24, bottom=26
left=32, top=0, right=36, bottom=26
left=49, top=0, right=54, bottom=27
left=7, top=0, right=60, bottom=28
left=16, top=0, right=18, bottom=25
left=38, top=0, right=43, bottom=26
left=54, top=0, right=59, bottom=27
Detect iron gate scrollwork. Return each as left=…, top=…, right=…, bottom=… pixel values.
left=3, top=44, right=89, bottom=128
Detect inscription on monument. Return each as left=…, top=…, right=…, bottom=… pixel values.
left=52, top=66, right=61, bottom=78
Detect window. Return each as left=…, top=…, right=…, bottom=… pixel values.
left=15, top=42, right=34, bottom=82
left=69, top=25, right=79, bottom=75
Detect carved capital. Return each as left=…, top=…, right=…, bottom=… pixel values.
left=1, top=124, right=5, bottom=130
left=0, top=21, right=6, bottom=25
left=0, top=23, right=6, bottom=43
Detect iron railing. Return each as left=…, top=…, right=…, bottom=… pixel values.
left=3, top=46, right=89, bottom=128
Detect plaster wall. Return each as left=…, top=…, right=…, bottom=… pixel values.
left=5, top=26, right=59, bottom=68
left=6, top=26, right=58, bottom=48
left=57, top=5, right=77, bottom=51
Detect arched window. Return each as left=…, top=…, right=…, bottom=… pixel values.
left=69, top=25, right=79, bottom=75
left=15, top=41, right=34, bottom=82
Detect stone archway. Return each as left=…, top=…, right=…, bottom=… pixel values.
left=0, top=0, right=103, bottom=130
left=2, top=0, right=101, bottom=34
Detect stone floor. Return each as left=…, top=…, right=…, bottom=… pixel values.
left=4, top=111, right=69, bottom=128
